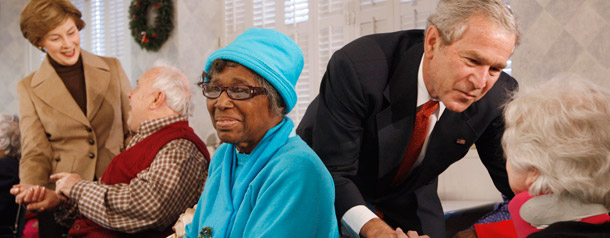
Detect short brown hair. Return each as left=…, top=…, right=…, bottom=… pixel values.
left=20, top=0, right=86, bottom=51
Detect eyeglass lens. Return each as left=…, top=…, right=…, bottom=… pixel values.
left=203, top=85, right=253, bottom=100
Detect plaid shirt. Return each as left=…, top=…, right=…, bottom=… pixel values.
left=56, top=116, right=208, bottom=233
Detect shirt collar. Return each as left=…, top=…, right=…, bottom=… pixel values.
left=135, top=115, right=187, bottom=138
left=417, top=54, right=446, bottom=114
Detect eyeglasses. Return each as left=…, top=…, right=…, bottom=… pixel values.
left=198, top=82, right=267, bottom=100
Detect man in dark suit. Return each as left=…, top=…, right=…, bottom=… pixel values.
left=296, top=0, right=520, bottom=237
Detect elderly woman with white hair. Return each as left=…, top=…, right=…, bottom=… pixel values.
left=0, top=115, right=20, bottom=234
left=502, top=76, right=610, bottom=238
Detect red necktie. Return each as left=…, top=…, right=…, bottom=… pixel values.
left=391, top=100, right=439, bottom=186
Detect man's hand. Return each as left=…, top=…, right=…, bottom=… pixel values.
left=51, top=172, right=83, bottom=199
left=454, top=228, right=477, bottom=238
left=396, top=228, right=431, bottom=238
left=360, top=218, right=431, bottom=238
left=360, top=218, right=398, bottom=238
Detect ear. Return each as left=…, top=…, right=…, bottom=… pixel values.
left=149, top=90, right=166, bottom=109
left=424, top=26, right=440, bottom=58
left=525, top=168, right=540, bottom=188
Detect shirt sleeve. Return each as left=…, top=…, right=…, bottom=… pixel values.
left=54, top=197, right=80, bottom=227
left=70, top=139, right=208, bottom=233
left=341, top=205, right=378, bottom=237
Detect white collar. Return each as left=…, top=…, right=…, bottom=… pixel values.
left=521, top=194, right=610, bottom=229
left=417, top=54, right=445, bottom=114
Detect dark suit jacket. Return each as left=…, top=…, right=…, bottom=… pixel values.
left=297, top=30, right=516, bottom=237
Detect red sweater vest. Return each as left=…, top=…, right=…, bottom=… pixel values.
left=68, top=121, right=209, bottom=238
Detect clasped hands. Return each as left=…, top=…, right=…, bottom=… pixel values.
left=361, top=218, right=430, bottom=238
left=10, top=173, right=83, bottom=211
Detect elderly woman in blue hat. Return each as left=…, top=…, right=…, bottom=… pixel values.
left=185, top=28, right=339, bottom=237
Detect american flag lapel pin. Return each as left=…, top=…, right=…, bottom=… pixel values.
left=456, top=138, right=466, bottom=145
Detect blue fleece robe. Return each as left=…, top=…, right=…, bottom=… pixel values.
left=185, top=119, right=338, bottom=238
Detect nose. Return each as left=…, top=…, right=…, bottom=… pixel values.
left=213, top=90, right=234, bottom=109
left=469, top=66, right=489, bottom=89
left=61, top=37, right=73, bottom=48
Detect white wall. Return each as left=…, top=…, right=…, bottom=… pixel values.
left=0, top=0, right=32, bottom=116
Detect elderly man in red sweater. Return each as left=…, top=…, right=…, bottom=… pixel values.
left=12, top=66, right=210, bottom=237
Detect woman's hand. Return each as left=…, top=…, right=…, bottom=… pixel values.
left=10, top=184, right=61, bottom=211
left=11, top=184, right=44, bottom=204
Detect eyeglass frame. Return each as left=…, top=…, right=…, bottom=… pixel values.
left=196, top=81, right=267, bottom=100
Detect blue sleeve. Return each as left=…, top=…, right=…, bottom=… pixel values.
left=243, top=156, right=338, bottom=238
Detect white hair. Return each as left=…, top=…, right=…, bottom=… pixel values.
left=0, top=115, right=20, bottom=158
left=426, top=0, right=520, bottom=47
left=502, top=75, right=610, bottom=209
left=150, top=63, right=193, bottom=117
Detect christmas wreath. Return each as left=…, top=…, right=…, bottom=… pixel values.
left=129, top=0, right=174, bottom=52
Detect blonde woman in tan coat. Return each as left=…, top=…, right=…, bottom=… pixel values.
left=16, top=0, right=131, bottom=236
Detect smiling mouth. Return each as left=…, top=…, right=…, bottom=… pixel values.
left=215, top=118, right=239, bottom=128
left=62, top=49, right=76, bottom=57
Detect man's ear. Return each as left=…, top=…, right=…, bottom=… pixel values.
left=149, top=91, right=166, bottom=109
left=424, top=25, right=440, bottom=58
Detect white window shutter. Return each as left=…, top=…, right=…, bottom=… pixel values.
left=398, top=0, right=436, bottom=30
left=224, top=0, right=249, bottom=44
left=72, top=0, right=88, bottom=52
left=253, top=0, right=276, bottom=28
left=104, top=0, right=126, bottom=59
left=284, top=0, right=309, bottom=25
left=318, top=0, right=343, bottom=16
left=90, top=0, right=105, bottom=55
left=357, top=0, right=394, bottom=36
left=286, top=31, right=311, bottom=123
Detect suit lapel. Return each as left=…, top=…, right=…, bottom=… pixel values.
left=81, top=50, right=111, bottom=121
left=31, top=56, right=89, bottom=125
left=376, top=42, right=424, bottom=178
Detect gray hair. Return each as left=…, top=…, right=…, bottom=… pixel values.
left=151, top=65, right=193, bottom=117
left=203, top=59, right=286, bottom=116
left=0, top=115, right=20, bottom=158
left=426, top=0, right=520, bottom=47
left=502, top=75, right=610, bottom=209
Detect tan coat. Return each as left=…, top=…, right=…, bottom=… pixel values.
left=18, top=50, right=131, bottom=188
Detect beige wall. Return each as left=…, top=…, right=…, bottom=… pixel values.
left=0, top=0, right=31, bottom=116
left=510, top=0, right=610, bottom=88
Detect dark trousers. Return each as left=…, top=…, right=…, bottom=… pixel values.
left=37, top=211, right=69, bottom=238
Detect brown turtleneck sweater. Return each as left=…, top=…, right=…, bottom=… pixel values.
left=48, top=55, right=87, bottom=115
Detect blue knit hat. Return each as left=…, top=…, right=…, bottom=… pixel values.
left=204, top=28, right=304, bottom=113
